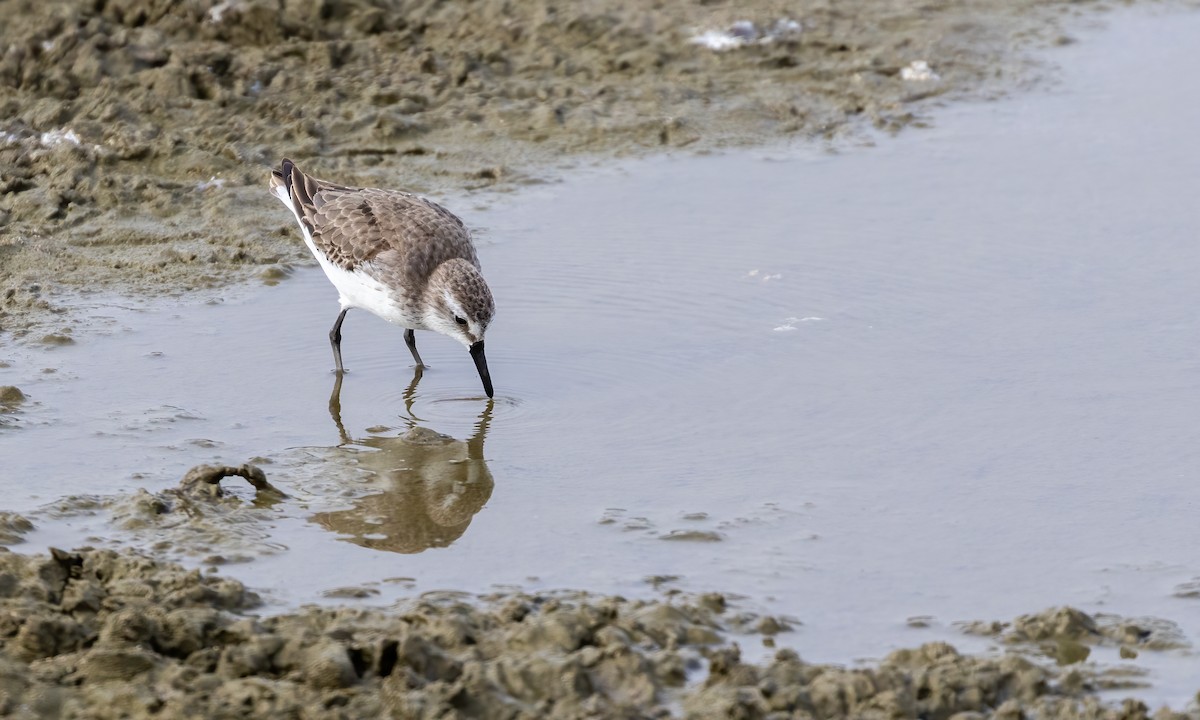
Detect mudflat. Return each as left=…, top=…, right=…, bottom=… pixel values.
left=4, top=0, right=1084, bottom=329
left=0, top=546, right=1189, bottom=719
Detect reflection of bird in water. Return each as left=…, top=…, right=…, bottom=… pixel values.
left=313, top=370, right=493, bottom=553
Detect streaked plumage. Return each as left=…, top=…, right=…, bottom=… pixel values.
left=269, top=158, right=495, bottom=397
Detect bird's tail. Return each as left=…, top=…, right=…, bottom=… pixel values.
left=269, top=157, right=291, bottom=203
left=269, top=158, right=297, bottom=206
left=270, top=158, right=316, bottom=234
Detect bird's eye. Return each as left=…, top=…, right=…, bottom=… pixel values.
left=454, top=316, right=467, bottom=326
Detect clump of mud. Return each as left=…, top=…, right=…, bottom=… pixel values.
left=178, top=462, right=285, bottom=497
left=0, top=547, right=1195, bottom=720
left=0, top=387, right=25, bottom=407
left=0, top=386, right=27, bottom=429
left=961, top=606, right=1190, bottom=668
left=34, top=461, right=289, bottom=566
left=0, top=513, right=33, bottom=545
left=1, top=0, right=1096, bottom=331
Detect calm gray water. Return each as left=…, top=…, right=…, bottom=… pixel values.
left=3, top=3, right=1200, bottom=704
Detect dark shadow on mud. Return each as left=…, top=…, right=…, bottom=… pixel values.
left=313, top=370, right=494, bottom=554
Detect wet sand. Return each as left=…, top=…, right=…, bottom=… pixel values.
left=4, top=0, right=1200, bottom=716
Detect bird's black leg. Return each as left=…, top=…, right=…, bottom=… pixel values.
left=329, top=308, right=349, bottom=373
left=405, top=328, right=426, bottom=368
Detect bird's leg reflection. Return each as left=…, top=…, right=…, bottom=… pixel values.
left=328, top=371, right=351, bottom=445
left=314, top=372, right=495, bottom=554
left=402, top=364, right=425, bottom=427
left=468, top=399, right=493, bottom=461
left=330, top=365, right=427, bottom=439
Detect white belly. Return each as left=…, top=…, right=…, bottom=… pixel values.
left=315, top=252, right=413, bottom=325
left=274, top=183, right=417, bottom=328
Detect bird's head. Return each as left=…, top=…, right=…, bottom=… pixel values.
left=424, top=259, right=496, bottom=397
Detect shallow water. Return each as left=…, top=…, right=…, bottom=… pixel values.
left=5, top=3, right=1200, bottom=705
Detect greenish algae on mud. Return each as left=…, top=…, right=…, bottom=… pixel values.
left=0, top=0, right=1121, bottom=334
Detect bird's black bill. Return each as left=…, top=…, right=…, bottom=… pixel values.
left=470, top=341, right=494, bottom=398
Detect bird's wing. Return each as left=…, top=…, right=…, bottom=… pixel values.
left=276, top=160, right=477, bottom=276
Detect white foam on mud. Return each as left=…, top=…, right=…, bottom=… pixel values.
left=39, top=129, right=81, bottom=147
left=900, top=60, right=940, bottom=81
left=690, top=18, right=801, bottom=51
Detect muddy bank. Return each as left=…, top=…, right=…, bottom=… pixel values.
left=4, top=460, right=1192, bottom=713
left=0, top=0, right=1108, bottom=332
left=0, top=546, right=1194, bottom=719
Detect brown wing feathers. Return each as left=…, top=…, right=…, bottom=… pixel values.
left=313, top=192, right=392, bottom=270
left=273, top=159, right=478, bottom=276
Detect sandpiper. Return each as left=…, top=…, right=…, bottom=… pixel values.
left=269, top=159, right=495, bottom=397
